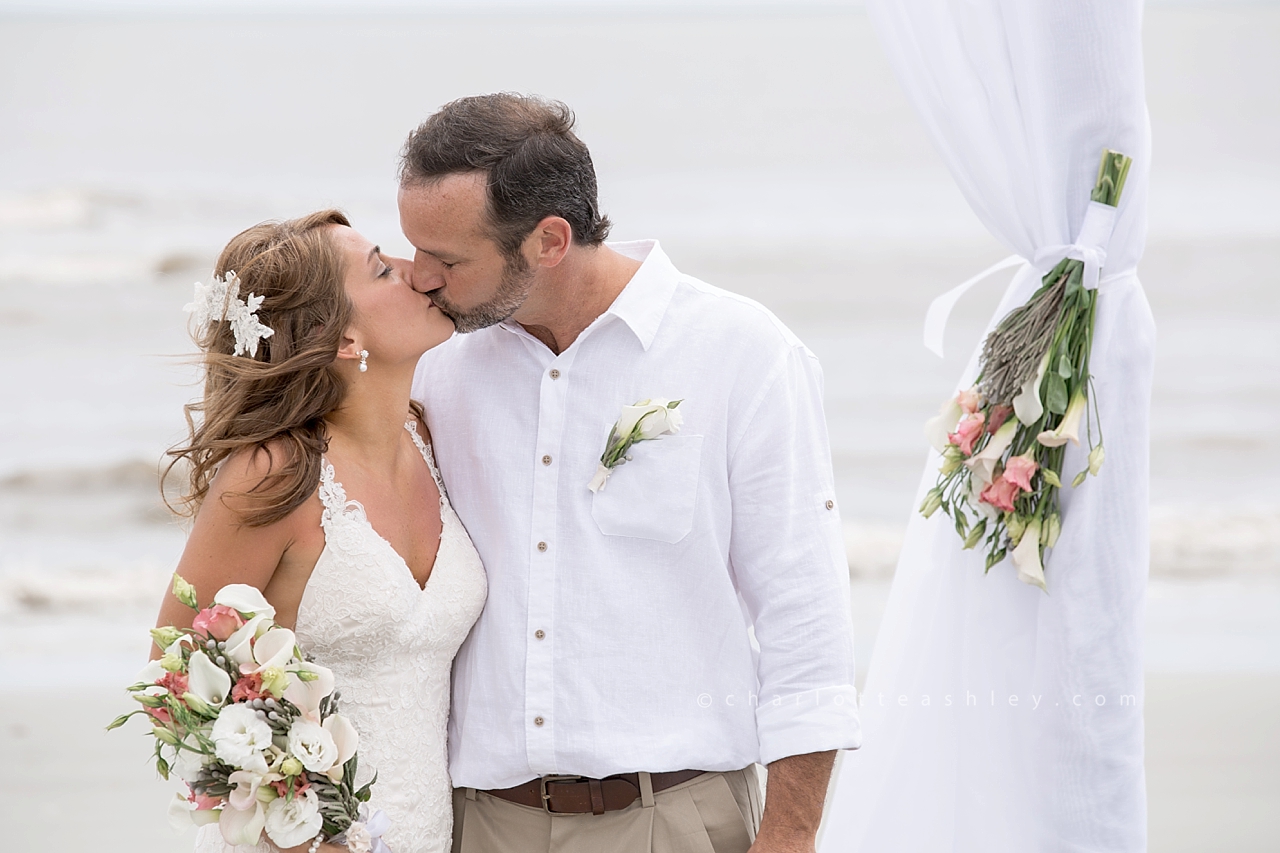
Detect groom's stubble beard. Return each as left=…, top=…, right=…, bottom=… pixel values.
left=433, top=251, right=536, bottom=334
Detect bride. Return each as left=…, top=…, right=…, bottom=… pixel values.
left=152, top=209, right=487, bottom=853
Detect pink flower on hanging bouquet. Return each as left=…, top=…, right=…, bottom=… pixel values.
left=979, top=474, right=1020, bottom=513
left=956, top=387, right=985, bottom=414
left=986, top=404, right=1014, bottom=434
left=1003, top=454, right=1039, bottom=492
left=950, top=413, right=986, bottom=456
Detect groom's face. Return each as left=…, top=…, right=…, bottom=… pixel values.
left=398, top=172, right=535, bottom=334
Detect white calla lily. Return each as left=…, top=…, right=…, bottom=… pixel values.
left=1011, top=517, right=1047, bottom=591
left=1037, top=391, right=1087, bottom=448
left=168, top=793, right=221, bottom=831
left=322, top=714, right=359, bottom=781
left=224, top=614, right=272, bottom=669
left=219, top=800, right=267, bottom=846
left=249, top=627, right=296, bottom=673
left=227, top=770, right=266, bottom=812
left=964, top=419, right=1020, bottom=488
left=187, top=651, right=232, bottom=708
left=214, top=584, right=275, bottom=619
left=1013, top=351, right=1052, bottom=425
left=924, top=398, right=964, bottom=453
left=283, top=661, right=335, bottom=723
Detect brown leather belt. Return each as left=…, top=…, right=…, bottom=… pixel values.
left=480, top=770, right=705, bottom=814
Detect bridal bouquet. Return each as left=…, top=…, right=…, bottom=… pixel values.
left=920, top=150, right=1132, bottom=590
left=110, top=575, right=386, bottom=852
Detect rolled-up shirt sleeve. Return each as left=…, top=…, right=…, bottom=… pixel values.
left=727, top=343, right=862, bottom=765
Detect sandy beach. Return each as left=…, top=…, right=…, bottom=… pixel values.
left=1, top=2, right=1278, bottom=851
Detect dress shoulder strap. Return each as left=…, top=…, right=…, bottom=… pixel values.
left=403, top=418, right=447, bottom=497
left=318, top=456, right=364, bottom=524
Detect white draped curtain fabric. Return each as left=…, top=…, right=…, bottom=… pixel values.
left=820, top=1, right=1153, bottom=851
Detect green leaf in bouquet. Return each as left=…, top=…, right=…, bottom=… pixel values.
left=1045, top=373, right=1069, bottom=415
left=1057, top=353, right=1073, bottom=380
left=1064, top=262, right=1084, bottom=299
left=355, top=770, right=378, bottom=804
left=984, top=548, right=1007, bottom=573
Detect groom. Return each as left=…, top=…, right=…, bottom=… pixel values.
left=403, top=94, right=859, bottom=853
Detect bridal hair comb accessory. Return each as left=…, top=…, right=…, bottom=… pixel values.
left=185, top=271, right=275, bottom=357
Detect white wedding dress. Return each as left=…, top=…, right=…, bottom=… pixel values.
left=195, top=419, right=488, bottom=853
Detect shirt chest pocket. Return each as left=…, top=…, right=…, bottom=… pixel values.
left=590, top=435, right=704, bottom=544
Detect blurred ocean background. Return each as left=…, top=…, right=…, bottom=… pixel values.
left=0, top=1, right=1277, bottom=851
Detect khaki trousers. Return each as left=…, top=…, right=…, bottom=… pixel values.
left=451, top=767, right=763, bottom=853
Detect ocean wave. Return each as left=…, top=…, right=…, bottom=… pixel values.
left=3, top=511, right=1275, bottom=615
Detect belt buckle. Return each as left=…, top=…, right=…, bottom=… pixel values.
left=539, top=774, right=584, bottom=814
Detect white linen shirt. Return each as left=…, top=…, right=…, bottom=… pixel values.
left=412, top=240, right=860, bottom=790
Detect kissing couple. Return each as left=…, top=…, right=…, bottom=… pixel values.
left=155, top=92, right=861, bottom=853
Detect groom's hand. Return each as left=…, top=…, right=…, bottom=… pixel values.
left=749, top=750, right=836, bottom=853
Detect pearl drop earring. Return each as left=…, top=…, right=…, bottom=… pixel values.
left=358, top=350, right=369, bottom=373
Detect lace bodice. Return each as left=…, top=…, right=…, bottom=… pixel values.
left=195, top=420, right=488, bottom=853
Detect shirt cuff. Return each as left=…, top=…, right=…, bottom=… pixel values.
left=755, top=685, right=863, bottom=766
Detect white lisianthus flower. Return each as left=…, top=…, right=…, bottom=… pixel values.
left=214, top=584, right=276, bottom=620
left=264, top=788, right=323, bottom=849
left=219, top=800, right=267, bottom=846
left=924, top=398, right=964, bottom=453
left=322, top=714, right=359, bottom=782
left=635, top=399, right=683, bottom=440
left=212, top=704, right=274, bottom=774
left=1011, top=517, right=1047, bottom=591
left=187, top=650, right=232, bottom=708
left=287, top=718, right=338, bottom=772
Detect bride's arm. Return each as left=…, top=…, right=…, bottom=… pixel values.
left=152, top=445, right=323, bottom=650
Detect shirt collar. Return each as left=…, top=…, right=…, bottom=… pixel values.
left=600, top=239, right=679, bottom=351
left=497, top=239, right=678, bottom=353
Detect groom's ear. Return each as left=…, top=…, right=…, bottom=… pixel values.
left=529, top=216, right=573, bottom=269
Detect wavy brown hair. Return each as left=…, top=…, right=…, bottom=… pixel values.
left=166, top=209, right=354, bottom=527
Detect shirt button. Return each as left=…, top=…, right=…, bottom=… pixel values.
left=534, top=716, right=545, bottom=727
left=541, top=455, right=552, bottom=466
left=537, top=541, right=548, bottom=552
left=534, top=629, right=545, bottom=640
left=826, top=500, right=835, bottom=510
left=549, top=369, right=561, bottom=379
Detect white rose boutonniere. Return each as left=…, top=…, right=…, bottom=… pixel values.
left=588, top=398, right=684, bottom=493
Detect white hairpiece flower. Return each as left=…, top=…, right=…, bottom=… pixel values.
left=185, top=271, right=275, bottom=358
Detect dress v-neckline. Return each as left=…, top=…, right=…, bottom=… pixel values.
left=318, top=419, right=447, bottom=594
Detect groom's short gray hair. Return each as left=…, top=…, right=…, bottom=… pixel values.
left=399, top=93, right=612, bottom=258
